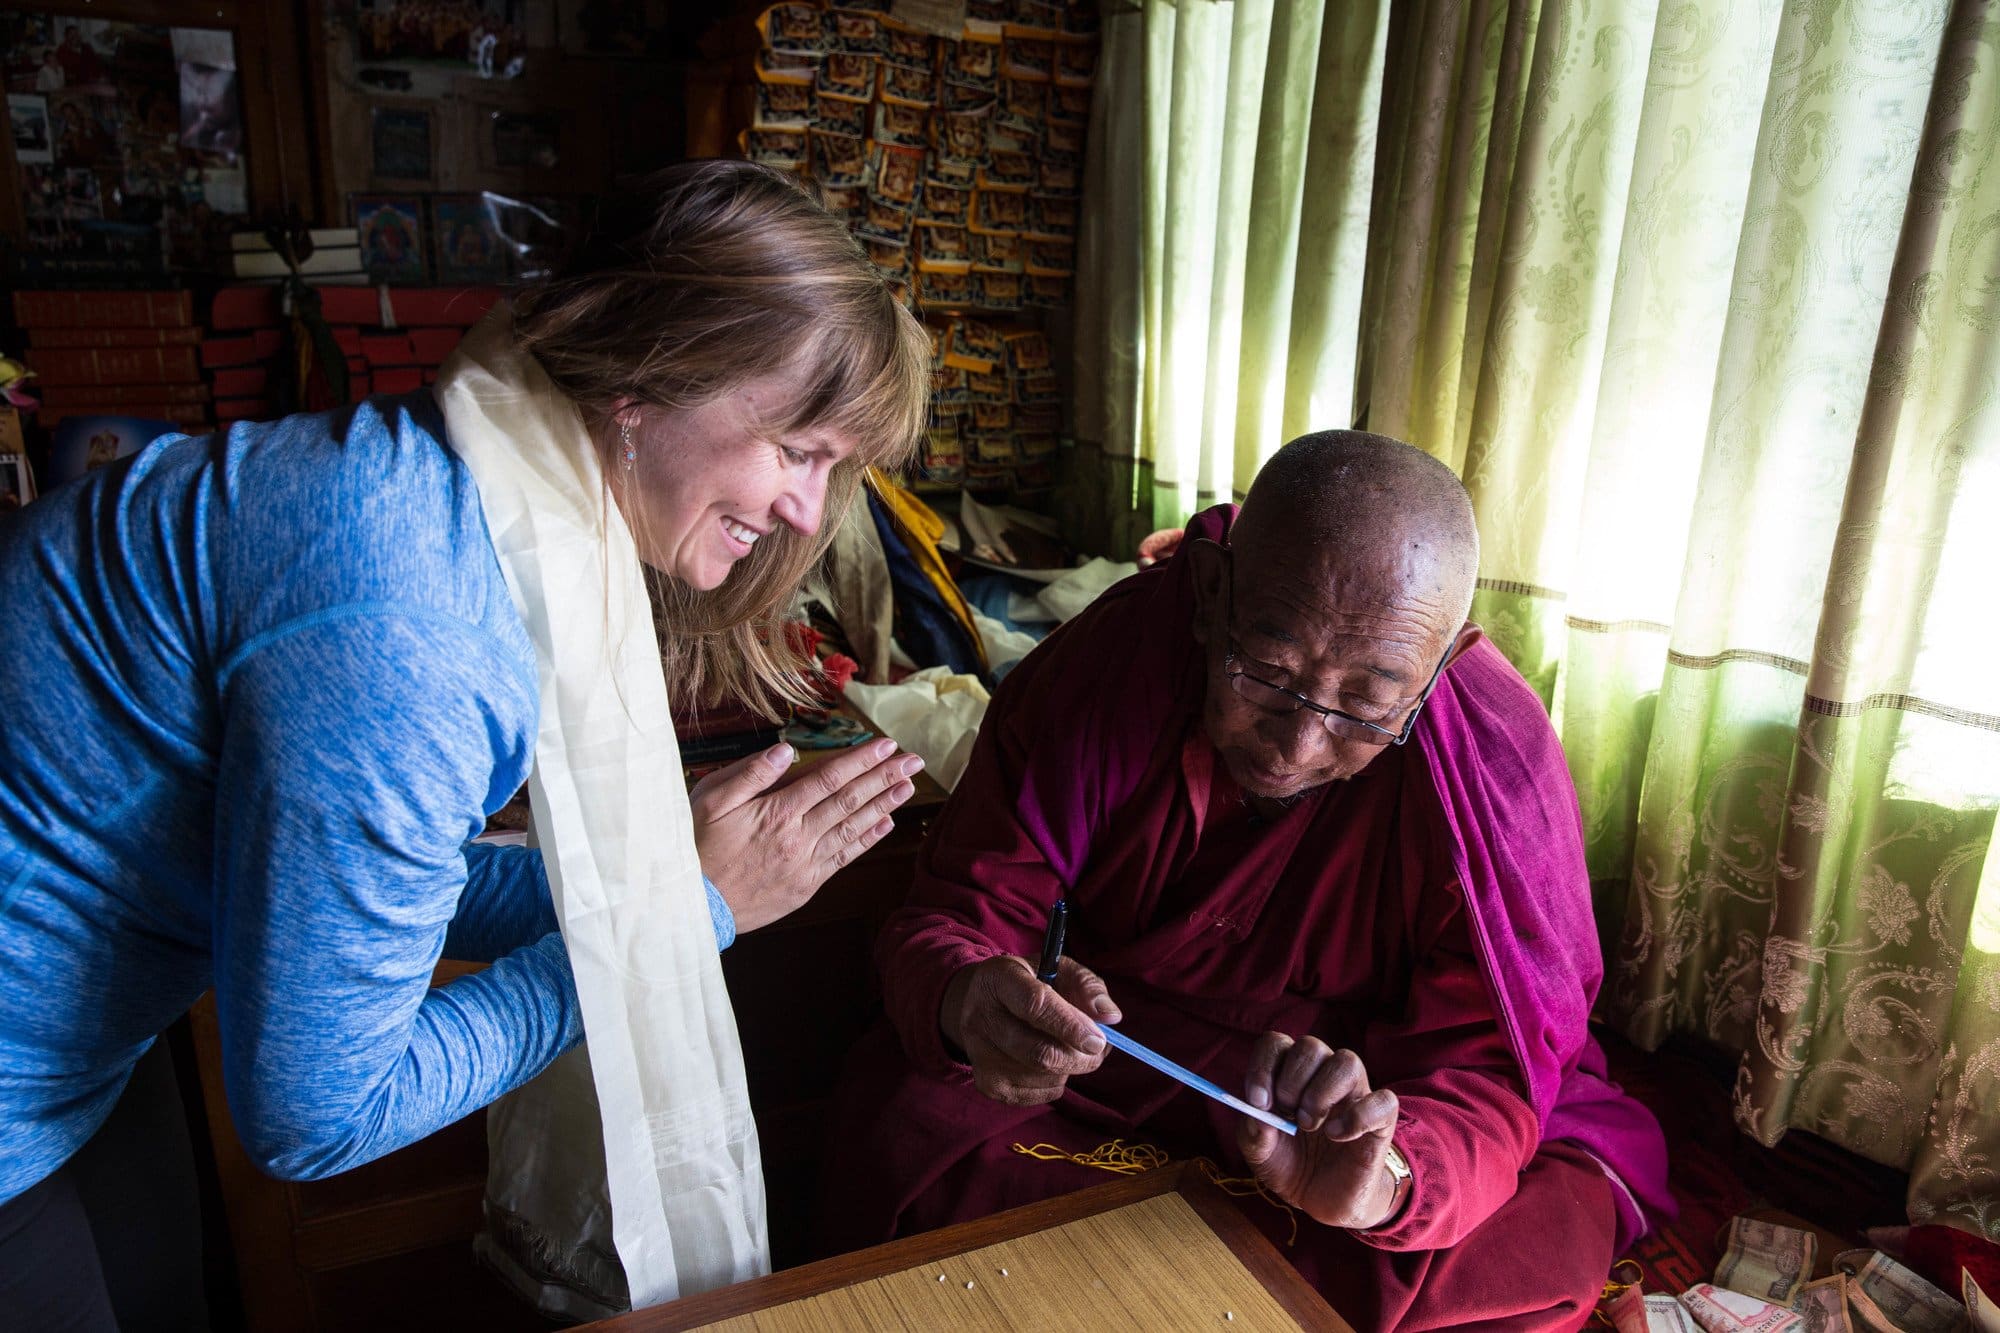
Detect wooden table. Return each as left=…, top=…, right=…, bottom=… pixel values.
left=589, top=1165, right=1351, bottom=1332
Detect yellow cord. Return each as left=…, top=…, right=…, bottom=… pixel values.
left=1009, top=1139, right=1301, bottom=1246
left=1591, top=1259, right=1645, bottom=1326
left=1011, top=1139, right=1168, bottom=1174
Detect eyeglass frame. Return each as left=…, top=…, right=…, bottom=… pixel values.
left=1215, top=550, right=1454, bottom=747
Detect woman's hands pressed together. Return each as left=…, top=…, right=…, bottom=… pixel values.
left=691, top=736, right=924, bottom=933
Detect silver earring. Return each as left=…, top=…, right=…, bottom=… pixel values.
left=620, top=419, right=636, bottom=468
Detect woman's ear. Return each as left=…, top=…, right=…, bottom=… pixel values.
left=1187, top=538, right=1228, bottom=647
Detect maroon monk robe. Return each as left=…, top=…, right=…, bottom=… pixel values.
left=818, top=506, right=1669, bottom=1330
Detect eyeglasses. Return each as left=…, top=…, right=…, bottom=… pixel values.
left=1219, top=565, right=1452, bottom=747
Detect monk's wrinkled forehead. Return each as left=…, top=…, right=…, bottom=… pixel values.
left=1234, top=509, right=1458, bottom=644
left=1231, top=431, right=1479, bottom=639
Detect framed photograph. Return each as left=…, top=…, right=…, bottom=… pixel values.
left=2, top=11, right=57, bottom=94
left=431, top=193, right=509, bottom=283
left=8, top=93, right=51, bottom=164
left=177, top=59, right=241, bottom=161
left=488, top=109, right=559, bottom=170
left=370, top=105, right=433, bottom=181
left=46, top=414, right=179, bottom=489
left=36, top=20, right=118, bottom=95
left=483, top=192, right=575, bottom=281
left=45, top=89, right=116, bottom=169
left=352, top=193, right=427, bottom=283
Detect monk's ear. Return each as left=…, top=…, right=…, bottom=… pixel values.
left=1446, top=622, right=1485, bottom=665
left=1186, top=537, right=1228, bottom=646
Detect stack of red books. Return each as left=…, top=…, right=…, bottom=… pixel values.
left=13, top=291, right=212, bottom=432
left=205, top=285, right=504, bottom=423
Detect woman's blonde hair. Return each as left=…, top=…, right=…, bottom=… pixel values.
left=512, top=160, right=930, bottom=714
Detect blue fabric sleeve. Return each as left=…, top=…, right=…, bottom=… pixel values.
left=450, top=842, right=559, bottom=962
left=704, top=876, right=736, bottom=951
left=455, top=844, right=735, bottom=955
left=211, top=610, right=582, bottom=1181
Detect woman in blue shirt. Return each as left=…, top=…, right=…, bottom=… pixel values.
left=0, top=160, right=932, bottom=1328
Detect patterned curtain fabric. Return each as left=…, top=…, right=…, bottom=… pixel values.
left=1075, top=0, right=2000, bottom=1240
left=1064, top=0, right=1386, bottom=555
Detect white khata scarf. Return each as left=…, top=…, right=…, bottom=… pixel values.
left=435, top=310, right=768, bottom=1316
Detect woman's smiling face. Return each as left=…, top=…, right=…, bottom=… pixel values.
left=609, top=371, right=859, bottom=591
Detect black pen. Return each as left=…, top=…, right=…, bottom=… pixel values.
left=1035, top=898, right=1067, bottom=984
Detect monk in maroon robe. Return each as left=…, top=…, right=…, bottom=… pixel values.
left=820, top=433, right=1672, bottom=1330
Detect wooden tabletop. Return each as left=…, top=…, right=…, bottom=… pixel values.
left=584, top=1165, right=1351, bottom=1332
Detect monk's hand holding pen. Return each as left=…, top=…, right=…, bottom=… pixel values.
left=941, top=956, right=1122, bottom=1106
left=1237, top=1033, right=1404, bottom=1231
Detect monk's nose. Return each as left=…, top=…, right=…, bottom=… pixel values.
left=1262, top=711, right=1325, bottom=764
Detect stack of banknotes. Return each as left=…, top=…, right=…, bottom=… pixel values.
left=1603, top=1215, right=1993, bottom=1333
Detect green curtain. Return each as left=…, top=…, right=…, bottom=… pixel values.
left=1076, top=0, right=2000, bottom=1239
left=1067, top=0, right=1386, bottom=555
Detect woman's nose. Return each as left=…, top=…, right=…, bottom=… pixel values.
left=771, top=471, right=828, bottom=536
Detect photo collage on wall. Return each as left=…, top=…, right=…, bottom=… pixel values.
left=2, top=11, right=248, bottom=277
left=743, top=0, right=1096, bottom=495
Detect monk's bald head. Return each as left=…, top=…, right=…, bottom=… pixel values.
left=1234, top=431, right=1479, bottom=635
left=1192, top=432, right=1479, bottom=797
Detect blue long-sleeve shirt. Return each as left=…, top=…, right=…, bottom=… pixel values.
left=0, top=393, right=733, bottom=1204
